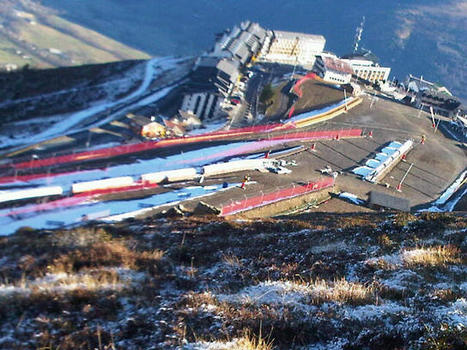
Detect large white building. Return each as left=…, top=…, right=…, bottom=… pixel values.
left=313, top=55, right=353, bottom=84
left=260, top=30, right=326, bottom=68
left=341, top=53, right=391, bottom=83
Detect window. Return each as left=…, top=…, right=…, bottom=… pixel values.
left=193, top=95, right=201, bottom=115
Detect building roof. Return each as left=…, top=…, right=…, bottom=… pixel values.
left=421, top=89, right=461, bottom=111
left=196, top=56, right=220, bottom=68
left=322, top=56, right=353, bottom=74
left=248, top=23, right=267, bottom=42
left=216, top=59, right=240, bottom=81
left=369, top=191, right=410, bottom=212
left=273, top=30, right=325, bottom=42
left=227, top=40, right=250, bottom=63
left=341, top=51, right=379, bottom=64
left=238, top=31, right=256, bottom=48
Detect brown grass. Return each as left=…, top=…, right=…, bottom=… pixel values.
left=292, top=79, right=344, bottom=114
left=378, top=234, right=396, bottom=249
left=302, top=278, right=375, bottom=305
left=222, top=254, right=243, bottom=268
left=49, top=242, right=164, bottom=275
left=236, top=329, right=274, bottom=350
left=402, top=245, right=461, bottom=267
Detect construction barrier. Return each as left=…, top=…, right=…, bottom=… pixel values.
left=71, top=176, right=134, bottom=194
left=291, top=72, right=318, bottom=99
left=2, top=196, right=90, bottom=217
left=6, top=123, right=293, bottom=171
left=0, top=170, right=87, bottom=185
left=202, top=159, right=275, bottom=177
left=141, top=168, right=198, bottom=184
left=2, top=181, right=159, bottom=217
left=267, top=128, right=363, bottom=141
left=221, top=176, right=335, bottom=216
left=0, top=186, right=63, bottom=204
left=73, top=180, right=159, bottom=197
left=1, top=127, right=363, bottom=181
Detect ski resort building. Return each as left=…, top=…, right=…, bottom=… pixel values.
left=405, top=75, right=462, bottom=118
left=180, top=57, right=240, bottom=120
left=209, top=21, right=267, bottom=64
left=180, top=21, right=267, bottom=120
left=313, top=55, right=353, bottom=84
left=341, top=53, right=391, bottom=83
left=259, top=30, right=326, bottom=68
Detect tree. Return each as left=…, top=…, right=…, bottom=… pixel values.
left=259, top=83, right=274, bottom=104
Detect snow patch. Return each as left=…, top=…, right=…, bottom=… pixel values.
left=433, top=298, right=467, bottom=329
left=218, top=280, right=314, bottom=310
left=338, top=192, right=365, bottom=205
left=434, top=170, right=466, bottom=206
left=340, top=302, right=409, bottom=321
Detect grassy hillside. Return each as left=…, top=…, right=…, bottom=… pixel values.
left=0, top=212, right=465, bottom=349
left=0, top=0, right=150, bottom=70
left=0, top=60, right=145, bottom=123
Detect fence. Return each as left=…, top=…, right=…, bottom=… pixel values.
left=4, top=123, right=295, bottom=171
left=3, top=125, right=363, bottom=174
left=220, top=176, right=335, bottom=216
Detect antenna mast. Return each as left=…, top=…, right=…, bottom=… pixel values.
left=353, top=16, right=365, bottom=53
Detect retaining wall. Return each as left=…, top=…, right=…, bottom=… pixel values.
left=221, top=177, right=335, bottom=216
left=289, top=97, right=363, bottom=128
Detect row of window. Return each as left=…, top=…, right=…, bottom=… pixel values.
left=185, top=94, right=220, bottom=120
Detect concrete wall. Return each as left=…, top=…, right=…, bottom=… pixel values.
left=141, top=168, right=198, bottom=184
left=0, top=186, right=63, bottom=203
left=232, top=185, right=337, bottom=218
left=203, top=159, right=276, bottom=177
left=72, top=177, right=134, bottom=194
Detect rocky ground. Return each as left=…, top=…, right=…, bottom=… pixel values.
left=0, top=212, right=465, bottom=349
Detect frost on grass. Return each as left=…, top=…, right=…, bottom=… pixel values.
left=218, top=278, right=375, bottom=307
left=0, top=268, right=144, bottom=296
left=433, top=298, right=467, bottom=329
left=182, top=332, right=273, bottom=350
left=366, top=245, right=462, bottom=269
left=339, top=302, right=409, bottom=322
left=0, top=213, right=465, bottom=349
left=402, top=245, right=461, bottom=267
